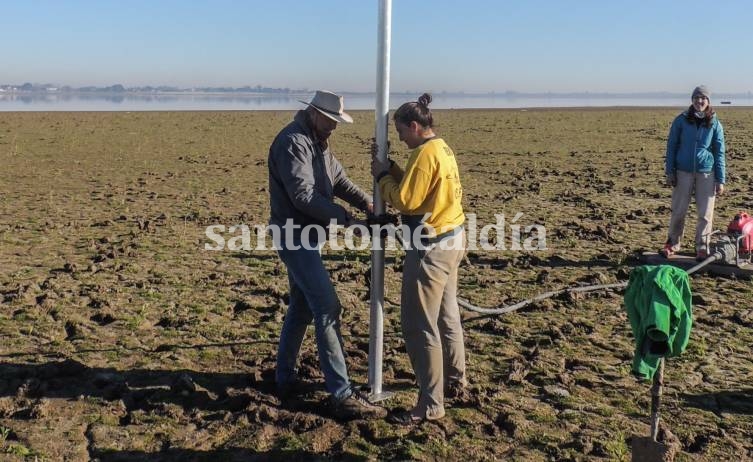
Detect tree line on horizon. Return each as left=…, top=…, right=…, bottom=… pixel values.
left=0, top=83, right=302, bottom=94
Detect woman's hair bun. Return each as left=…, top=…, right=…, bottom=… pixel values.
left=417, top=93, right=432, bottom=108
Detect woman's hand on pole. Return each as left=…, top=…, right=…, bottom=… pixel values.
left=371, top=158, right=390, bottom=178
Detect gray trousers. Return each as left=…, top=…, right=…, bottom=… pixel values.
left=667, top=171, right=716, bottom=252
left=401, top=230, right=467, bottom=420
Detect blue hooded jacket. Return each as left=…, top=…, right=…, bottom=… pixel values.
left=664, top=110, right=726, bottom=184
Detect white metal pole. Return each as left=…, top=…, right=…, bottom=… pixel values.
left=368, top=0, right=392, bottom=402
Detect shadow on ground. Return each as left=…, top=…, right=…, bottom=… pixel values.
left=681, top=389, right=753, bottom=415
left=91, top=448, right=359, bottom=462
left=0, top=358, right=296, bottom=414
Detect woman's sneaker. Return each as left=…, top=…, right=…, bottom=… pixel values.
left=659, top=243, right=675, bottom=258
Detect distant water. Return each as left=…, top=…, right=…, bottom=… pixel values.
left=1, top=93, right=752, bottom=111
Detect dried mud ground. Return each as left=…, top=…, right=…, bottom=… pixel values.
left=1, top=108, right=753, bottom=461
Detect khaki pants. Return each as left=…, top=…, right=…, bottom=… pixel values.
left=667, top=171, right=716, bottom=252
left=401, top=230, right=467, bottom=419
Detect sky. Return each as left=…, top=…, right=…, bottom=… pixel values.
left=2, top=0, right=752, bottom=94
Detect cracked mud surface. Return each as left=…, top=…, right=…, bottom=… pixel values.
left=1, top=109, right=753, bottom=460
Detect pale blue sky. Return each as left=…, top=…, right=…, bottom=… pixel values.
left=2, top=0, right=751, bottom=93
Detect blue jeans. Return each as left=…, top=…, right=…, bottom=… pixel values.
left=275, top=242, right=351, bottom=400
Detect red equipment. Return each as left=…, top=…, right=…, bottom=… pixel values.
left=727, top=212, right=753, bottom=253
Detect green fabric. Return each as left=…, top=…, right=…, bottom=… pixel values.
left=624, top=265, right=693, bottom=380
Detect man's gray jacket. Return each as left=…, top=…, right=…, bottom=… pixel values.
left=268, top=111, right=371, bottom=237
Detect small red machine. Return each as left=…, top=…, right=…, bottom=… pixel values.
left=727, top=212, right=753, bottom=255
left=706, top=212, right=753, bottom=267
left=696, top=212, right=753, bottom=267
left=647, top=212, right=753, bottom=274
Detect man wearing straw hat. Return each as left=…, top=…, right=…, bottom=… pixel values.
left=267, top=90, right=386, bottom=420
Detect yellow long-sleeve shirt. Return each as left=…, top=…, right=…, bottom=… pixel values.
left=378, top=138, right=465, bottom=235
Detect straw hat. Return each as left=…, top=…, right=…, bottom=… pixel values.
left=300, top=90, right=353, bottom=124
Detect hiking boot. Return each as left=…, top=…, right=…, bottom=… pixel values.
left=332, top=389, right=388, bottom=420
left=696, top=249, right=709, bottom=261
left=659, top=243, right=675, bottom=258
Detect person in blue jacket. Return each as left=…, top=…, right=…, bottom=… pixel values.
left=660, top=85, right=726, bottom=260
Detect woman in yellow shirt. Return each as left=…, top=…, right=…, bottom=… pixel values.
left=372, top=93, right=468, bottom=424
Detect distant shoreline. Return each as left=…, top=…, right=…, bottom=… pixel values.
left=3, top=107, right=753, bottom=115
left=2, top=89, right=753, bottom=99
left=3, top=91, right=752, bottom=112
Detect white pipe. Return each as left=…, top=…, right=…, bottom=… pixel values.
left=368, top=0, right=391, bottom=400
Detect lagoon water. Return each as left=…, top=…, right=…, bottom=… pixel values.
left=1, top=93, right=752, bottom=111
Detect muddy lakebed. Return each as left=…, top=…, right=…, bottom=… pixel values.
left=1, top=108, right=753, bottom=460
